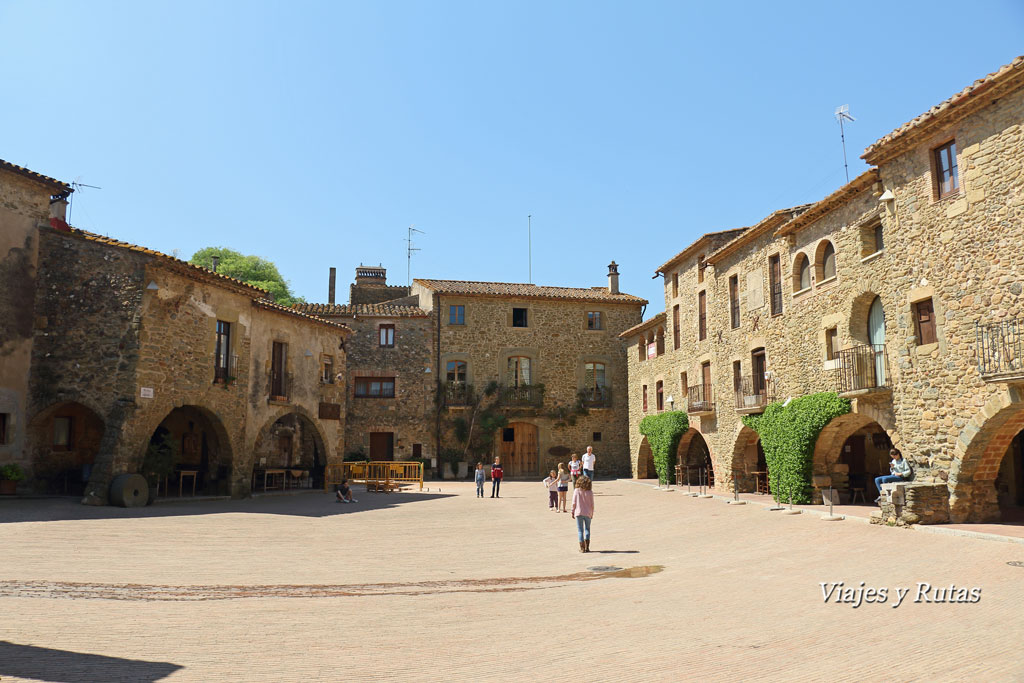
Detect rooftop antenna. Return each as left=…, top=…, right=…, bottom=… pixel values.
left=68, top=177, right=102, bottom=225
left=835, top=105, right=856, bottom=184
left=406, top=224, right=424, bottom=287
left=527, top=214, right=532, bottom=284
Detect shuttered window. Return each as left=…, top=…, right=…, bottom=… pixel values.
left=914, top=299, right=937, bottom=345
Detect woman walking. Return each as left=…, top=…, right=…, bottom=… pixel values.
left=571, top=475, right=594, bottom=552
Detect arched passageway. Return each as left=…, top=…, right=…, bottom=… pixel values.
left=995, top=429, right=1024, bottom=523
left=636, top=437, right=655, bottom=479
left=29, top=402, right=105, bottom=495
left=731, top=426, right=765, bottom=493
left=951, top=393, right=1024, bottom=523
left=146, top=406, right=232, bottom=497
left=677, top=428, right=714, bottom=488
left=813, top=412, right=896, bottom=503
left=253, top=411, right=328, bottom=490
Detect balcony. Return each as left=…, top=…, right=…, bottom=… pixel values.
left=580, top=386, right=612, bottom=408
left=734, top=376, right=774, bottom=414
left=687, top=384, right=715, bottom=415
left=977, top=319, right=1024, bottom=382
left=835, top=344, right=890, bottom=396
left=444, top=382, right=473, bottom=407
left=499, top=383, right=544, bottom=407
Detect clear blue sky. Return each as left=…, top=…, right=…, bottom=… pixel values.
left=3, top=1, right=1022, bottom=310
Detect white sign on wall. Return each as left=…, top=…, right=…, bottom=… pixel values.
left=140, top=387, right=154, bottom=399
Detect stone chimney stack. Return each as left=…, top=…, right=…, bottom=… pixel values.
left=328, top=267, right=337, bottom=304
left=608, top=261, right=620, bottom=294
left=49, top=197, right=68, bottom=222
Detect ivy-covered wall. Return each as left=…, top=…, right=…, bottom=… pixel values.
left=639, top=411, right=689, bottom=484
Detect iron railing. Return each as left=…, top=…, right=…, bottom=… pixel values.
left=444, top=382, right=473, bottom=407
left=977, top=319, right=1023, bottom=377
left=734, top=376, right=774, bottom=411
left=687, top=384, right=715, bottom=413
left=835, top=344, right=889, bottom=393
left=500, top=383, right=544, bottom=407
left=580, top=386, right=612, bottom=407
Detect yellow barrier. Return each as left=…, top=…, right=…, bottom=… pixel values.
left=325, top=461, right=423, bottom=492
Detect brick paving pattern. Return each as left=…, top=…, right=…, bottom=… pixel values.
left=2, top=480, right=1023, bottom=682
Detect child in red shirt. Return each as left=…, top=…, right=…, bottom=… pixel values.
left=490, top=456, right=503, bottom=498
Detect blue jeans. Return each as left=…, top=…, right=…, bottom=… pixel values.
left=476, top=481, right=484, bottom=497
left=583, top=469, right=594, bottom=480
left=491, top=479, right=501, bottom=496
left=576, top=515, right=591, bottom=541
left=875, top=475, right=902, bottom=496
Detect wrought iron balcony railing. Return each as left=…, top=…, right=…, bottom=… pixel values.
left=835, top=344, right=889, bottom=394
left=734, top=376, right=774, bottom=411
left=444, top=382, right=473, bottom=407
left=580, top=386, right=612, bottom=407
left=977, top=319, right=1023, bottom=378
left=500, top=383, right=544, bottom=407
left=687, top=384, right=715, bottom=413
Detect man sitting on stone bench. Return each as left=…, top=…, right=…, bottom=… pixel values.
left=874, top=449, right=911, bottom=504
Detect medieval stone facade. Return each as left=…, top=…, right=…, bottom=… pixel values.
left=625, top=56, right=1024, bottom=524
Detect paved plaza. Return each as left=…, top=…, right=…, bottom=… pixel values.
left=2, top=479, right=1023, bottom=682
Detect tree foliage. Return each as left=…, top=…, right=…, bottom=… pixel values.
left=638, top=411, right=690, bottom=485
left=190, top=246, right=304, bottom=306
left=742, top=392, right=851, bottom=504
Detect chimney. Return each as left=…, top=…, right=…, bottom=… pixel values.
left=608, top=261, right=620, bottom=294
left=49, top=197, right=68, bottom=222
left=328, top=267, right=337, bottom=304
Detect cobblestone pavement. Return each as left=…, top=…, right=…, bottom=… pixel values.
left=2, top=479, right=1023, bottom=682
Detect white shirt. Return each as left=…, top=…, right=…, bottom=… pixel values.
left=582, top=452, right=596, bottom=470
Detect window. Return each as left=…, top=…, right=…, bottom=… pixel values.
left=672, top=273, right=679, bottom=297
left=874, top=223, right=884, bottom=252
left=697, top=254, right=705, bottom=283
left=512, top=308, right=528, bottom=327
left=638, top=339, right=646, bottom=362
left=861, top=219, right=884, bottom=257
left=449, top=305, right=465, bottom=325
left=214, top=321, right=231, bottom=382
left=680, top=372, right=688, bottom=397
left=446, top=360, right=467, bottom=384
left=656, top=381, right=664, bottom=411
left=673, top=305, right=680, bottom=350
left=321, top=355, right=334, bottom=384
left=794, top=253, right=811, bottom=291
left=642, top=385, right=648, bottom=412
left=698, top=291, right=707, bottom=341
left=587, top=311, right=602, bottom=330
left=733, top=361, right=742, bottom=392
left=584, top=362, right=607, bottom=401
left=379, top=324, right=395, bottom=347
left=0, top=413, right=7, bottom=444
left=507, top=356, right=531, bottom=386
left=914, top=298, right=937, bottom=345
left=592, top=432, right=602, bottom=442
left=271, top=342, right=287, bottom=398
left=751, top=348, right=766, bottom=395
left=825, top=327, right=839, bottom=361
left=729, top=275, right=740, bottom=329
left=934, top=141, right=959, bottom=198
left=820, top=241, right=836, bottom=281
left=769, top=254, right=782, bottom=315
left=656, top=327, right=665, bottom=356
left=503, top=427, right=515, bottom=442
left=354, top=377, right=396, bottom=398
left=53, top=417, right=72, bottom=449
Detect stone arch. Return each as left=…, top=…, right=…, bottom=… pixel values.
left=27, top=400, right=106, bottom=495
left=792, top=252, right=810, bottom=292
left=252, top=405, right=333, bottom=490
left=949, top=387, right=1024, bottom=522
left=141, top=404, right=235, bottom=497
left=636, top=436, right=655, bottom=479
left=847, top=290, right=886, bottom=346
left=729, top=425, right=763, bottom=493
left=814, top=239, right=837, bottom=281
left=676, top=428, right=714, bottom=488
left=812, top=409, right=897, bottom=502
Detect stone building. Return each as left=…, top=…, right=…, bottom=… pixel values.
left=624, top=56, right=1024, bottom=524
left=12, top=213, right=351, bottom=503
left=413, top=264, right=645, bottom=477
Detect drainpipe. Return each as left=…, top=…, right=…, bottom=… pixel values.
left=434, top=292, right=442, bottom=480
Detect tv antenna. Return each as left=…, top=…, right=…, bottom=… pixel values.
left=68, top=177, right=102, bottom=225
left=835, top=105, right=856, bottom=184
left=527, top=214, right=532, bottom=284
left=406, top=224, right=424, bottom=286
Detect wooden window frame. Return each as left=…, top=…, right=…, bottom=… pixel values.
left=214, top=320, right=231, bottom=382
left=446, top=360, right=467, bottom=384
left=586, top=311, right=603, bottom=330
left=379, top=324, right=395, bottom=347
left=448, top=305, right=465, bottom=325
left=933, top=140, right=959, bottom=200
left=697, top=291, right=707, bottom=341
left=642, top=385, right=648, bottom=412
left=794, top=253, right=811, bottom=292
left=769, top=254, right=783, bottom=316
left=321, top=355, right=334, bottom=384
left=672, top=305, right=680, bottom=350
left=638, top=339, right=646, bottom=362
left=825, top=327, right=838, bottom=361
left=354, top=377, right=396, bottom=398
left=697, top=254, right=705, bottom=284
left=820, top=241, right=836, bottom=281
left=584, top=362, right=607, bottom=393
left=0, top=413, right=7, bottom=445
left=656, top=380, right=664, bottom=412
left=729, top=275, right=740, bottom=329
left=913, top=298, right=938, bottom=346
left=732, top=360, right=742, bottom=392
left=672, top=272, right=678, bottom=297
left=680, top=372, right=688, bottom=398
left=507, top=356, right=531, bottom=386
left=512, top=307, right=529, bottom=328
left=271, top=341, right=288, bottom=399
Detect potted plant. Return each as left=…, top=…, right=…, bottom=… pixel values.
left=142, top=431, right=176, bottom=504
left=0, top=463, right=26, bottom=495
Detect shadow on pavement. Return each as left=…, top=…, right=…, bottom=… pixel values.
left=592, top=550, right=639, bottom=554
left=0, top=489, right=454, bottom=524
left=0, top=641, right=182, bottom=682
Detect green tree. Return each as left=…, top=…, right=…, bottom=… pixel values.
left=190, top=247, right=304, bottom=306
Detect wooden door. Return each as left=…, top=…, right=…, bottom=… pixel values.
left=499, top=423, right=538, bottom=477
left=751, top=349, right=766, bottom=395
left=370, top=432, right=394, bottom=461
left=278, top=434, right=293, bottom=467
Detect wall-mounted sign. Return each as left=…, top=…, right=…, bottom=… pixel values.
left=647, top=343, right=657, bottom=360
left=140, top=387, right=154, bottom=399
left=318, top=402, right=341, bottom=420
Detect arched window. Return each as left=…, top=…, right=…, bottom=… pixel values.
left=656, top=327, right=665, bottom=355
left=794, top=253, right=811, bottom=292
left=818, top=241, right=837, bottom=281
left=507, top=356, right=531, bottom=386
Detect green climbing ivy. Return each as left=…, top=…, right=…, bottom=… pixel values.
left=742, top=392, right=851, bottom=504
left=638, top=411, right=690, bottom=485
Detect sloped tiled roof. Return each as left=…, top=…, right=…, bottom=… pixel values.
left=293, top=302, right=429, bottom=318
left=414, top=279, right=647, bottom=305
left=775, top=170, right=879, bottom=238
left=706, top=205, right=813, bottom=264
left=862, top=56, right=1024, bottom=165
left=253, top=299, right=352, bottom=331
left=0, top=159, right=73, bottom=194
left=619, top=312, right=666, bottom=339
left=654, top=228, right=747, bottom=275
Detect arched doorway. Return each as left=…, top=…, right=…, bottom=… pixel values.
left=253, top=412, right=328, bottom=489
left=146, top=406, right=232, bottom=497
left=29, top=402, right=104, bottom=495
left=731, top=426, right=764, bottom=493
left=868, top=296, right=887, bottom=386
left=636, top=437, right=655, bottom=479
left=498, top=422, right=538, bottom=478
left=949, top=394, right=1024, bottom=522
left=813, top=412, right=895, bottom=504
left=995, top=429, right=1024, bottom=523
left=677, top=429, right=714, bottom=488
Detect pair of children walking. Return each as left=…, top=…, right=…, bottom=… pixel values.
left=542, top=460, right=594, bottom=552
left=542, top=463, right=572, bottom=512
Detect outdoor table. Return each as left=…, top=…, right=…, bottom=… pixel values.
left=753, top=471, right=769, bottom=494
left=178, top=470, right=198, bottom=497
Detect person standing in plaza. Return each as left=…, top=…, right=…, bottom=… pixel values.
left=569, top=453, right=582, bottom=486
left=475, top=462, right=485, bottom=498
left=543, top=470, right=559, bottom=511
left=571, top=475, right=594, bottom=552
left=490, top=456, right=503, bottom=498
left=581, top=446, right=596, bottom=481
left=557, top=463, right=571, bottom=512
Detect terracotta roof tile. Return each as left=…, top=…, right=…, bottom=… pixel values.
left=862, top=56, right=1024, bottom=164
left=252, top=299, right=352, bottom=331
left=293, top=302, right=429, bottom=318
left=413, top=279, right=647, bottom=304
left=774, top=170, right=878, bottom=238
left=619, top=312, right=666, bottom=339
left=705, top=206, right=812, bottom=265
left=0, top=159, right=72, bottom=194
left=654, top=228, right=747, bottom=274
